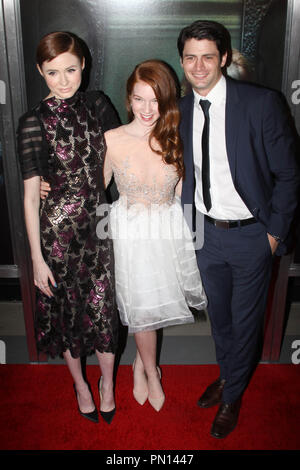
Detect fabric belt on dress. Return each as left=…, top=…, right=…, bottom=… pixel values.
left=205, top=215, right=257, bottom=229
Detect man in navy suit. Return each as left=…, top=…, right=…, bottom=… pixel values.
left=178, top=20, right=299, bottom=439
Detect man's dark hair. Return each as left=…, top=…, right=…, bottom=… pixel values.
left=177, top=20, right=232, bottom=67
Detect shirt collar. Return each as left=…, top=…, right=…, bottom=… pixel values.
left=193, top=74, right=226, bottom=108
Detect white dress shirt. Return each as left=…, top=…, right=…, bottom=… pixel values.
left=193, top=75, right=253, bottom=220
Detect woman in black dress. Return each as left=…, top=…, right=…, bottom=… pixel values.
left=18, top=32, right=119, bottom=424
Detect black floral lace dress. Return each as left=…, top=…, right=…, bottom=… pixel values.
left=18, top=91, right=119, bottom=358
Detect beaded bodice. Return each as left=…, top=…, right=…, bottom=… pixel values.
left=112, top=155, right=178, bottom=207
left=106, top=127, right=179, bottom=207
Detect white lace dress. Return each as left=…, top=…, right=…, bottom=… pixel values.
left=105, top=126, right=207, bottom=333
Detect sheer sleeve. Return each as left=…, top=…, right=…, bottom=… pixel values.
left=86, top=91, right=121, bottom=131
left=17, top=110, right=49, bottom=180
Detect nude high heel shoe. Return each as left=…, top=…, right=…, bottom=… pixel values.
left=132, top=359, right=148, bottom=405
left=148, top=366, right=165, bottom=412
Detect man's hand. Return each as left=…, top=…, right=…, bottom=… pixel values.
left=267, top=233, right=279, bottom=255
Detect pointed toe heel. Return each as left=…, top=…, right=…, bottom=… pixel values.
left=148, top=394, right=165, bottom=412
left=73, top=383, right=98, bottom=423
left=98, top=377, right=116, bottom=424
left=148, top=366, right=165, bottom=412
left=133, top=389, right=148, bottom=406
left=100, top=407, right=116, bottom=425
left=132, top=359, right=148, bottom=405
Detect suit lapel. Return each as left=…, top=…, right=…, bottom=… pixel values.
left=180, top=93, right=195, bottom=191
left=225, top=78, right=241, bottom=183
left=180, top=93, right=197, bottom=231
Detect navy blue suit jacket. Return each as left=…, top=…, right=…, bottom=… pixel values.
left=179, top=77, right=299, bottom=255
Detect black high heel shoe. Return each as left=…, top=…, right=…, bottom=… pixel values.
left=73, top=383, right=99, bottom=423
left=98, top=377, right=116, bottom=424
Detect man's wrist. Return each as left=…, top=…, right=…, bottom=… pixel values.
left=269, top=234, right=281, bottom=242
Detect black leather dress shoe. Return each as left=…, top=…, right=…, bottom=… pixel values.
left=210, top=398, right=242, bottom=439
left=197, top=377, right=226, bottom=408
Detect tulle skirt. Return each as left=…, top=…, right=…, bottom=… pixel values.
left=109, top=197, right=207, bottom=333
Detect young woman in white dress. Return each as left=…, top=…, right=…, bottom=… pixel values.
left=104, top=60, right=207, bottom=412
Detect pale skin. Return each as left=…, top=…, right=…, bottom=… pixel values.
left=180, top=38, right=278, bottom=253
left=25, top=51, right=114, bottom=414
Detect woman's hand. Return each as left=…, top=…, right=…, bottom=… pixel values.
left=40, top=178, right=51, bottom=199
left=33, top=258, right=57, bottom=297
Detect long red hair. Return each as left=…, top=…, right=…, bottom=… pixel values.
left=126, top=60, right=184, bottom=178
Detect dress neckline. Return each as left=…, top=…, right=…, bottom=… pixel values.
left=43, top=91, right=81, bottom=109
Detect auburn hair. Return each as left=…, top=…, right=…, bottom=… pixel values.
left=36, top=31, right=84, bottom=67
left=126, top=60, right=184, bottom=178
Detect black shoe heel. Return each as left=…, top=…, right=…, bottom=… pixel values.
left=98, top=377, right=116, bottom=424
left=73, top=383, right=99, bottom=423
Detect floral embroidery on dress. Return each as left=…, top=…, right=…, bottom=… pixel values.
left=112, top=155, right=178, bottom=207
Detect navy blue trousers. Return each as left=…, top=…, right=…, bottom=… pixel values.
left=196, top=219, right=273, bottom=403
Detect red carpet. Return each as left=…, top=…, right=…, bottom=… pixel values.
left=0, top=364, right=299, bottom=451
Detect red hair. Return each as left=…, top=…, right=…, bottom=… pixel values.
left=126, top=60, right=184, bottom=178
